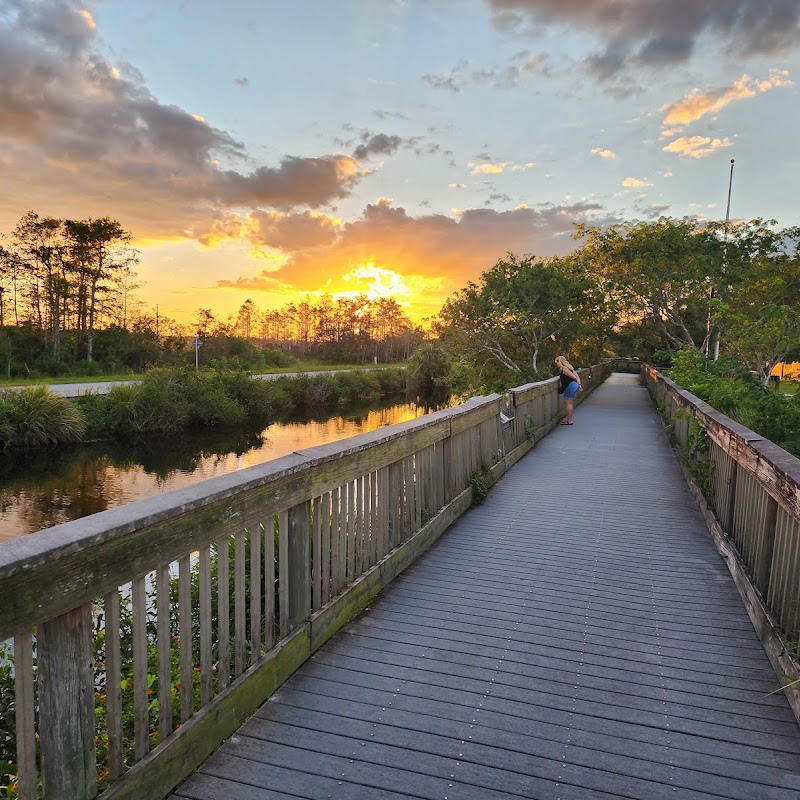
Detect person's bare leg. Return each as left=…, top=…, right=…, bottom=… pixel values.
left=565, top=398, right=574, bottom=424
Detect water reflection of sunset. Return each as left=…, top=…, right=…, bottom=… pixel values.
left=0, top=402, right=426, bottom=541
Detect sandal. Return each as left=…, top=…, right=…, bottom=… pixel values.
left=560, top=421, right=573, bottom=425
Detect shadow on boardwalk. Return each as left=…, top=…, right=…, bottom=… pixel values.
left=172, top=373, right=800, bottom=800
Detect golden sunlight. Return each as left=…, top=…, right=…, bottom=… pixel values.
left=339, top=262, right=412, bottom=301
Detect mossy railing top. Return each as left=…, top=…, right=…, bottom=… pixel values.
left=642, top=365, right=800, bottom=717
left=0, top=362, right=610, bottom=800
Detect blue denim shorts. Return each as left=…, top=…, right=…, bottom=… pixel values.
left=563, top=380, right=580, bottom=400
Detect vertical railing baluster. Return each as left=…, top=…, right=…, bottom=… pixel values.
left=104, top=589, right=123, bottom=781
left=313, top=495, right=322, bottom=610
left=321, top=496, right=331, bottom=603
left=13, top=631, right=36, bottom=800
left=250, top=524, right=262, bottom=664
left=330, top=487, right=341, bottom=595
left=199, top=546, right=213, bottom=706
left=131, top=577, right=149, bottom=762
left=217, top=535, right=230, bottom=690
left=279, top=509, right=290, bottom=638
left=287, top=501, right=311, bottom=632
left=347, top=480, right=356, bottom=581
left=264, top=520, right=275, bottom=650
left=356, top=475, right=366, bottom=576
left=179, top=556, right=193, bottom=721
left=234, top=531, right=246, bottom=678
left=156, top=565, right=172, bottom=743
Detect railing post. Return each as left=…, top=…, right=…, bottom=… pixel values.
left=37, top=603, right=97, bottom=800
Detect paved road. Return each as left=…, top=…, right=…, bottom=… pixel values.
left=4, top=368, right=385, bottom=398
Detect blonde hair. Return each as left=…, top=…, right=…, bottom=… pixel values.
left=555, top=355, right=574, bottom=372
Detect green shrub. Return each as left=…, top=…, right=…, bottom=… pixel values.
left=668, top=350, right=800, bottom=457
left=0, top=387, right=86, bottom=447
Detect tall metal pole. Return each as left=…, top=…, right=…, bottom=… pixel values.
left=712, top=159, right=734, bottom=361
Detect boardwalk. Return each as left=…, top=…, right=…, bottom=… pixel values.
left=172, top=374, right=800, bottom=800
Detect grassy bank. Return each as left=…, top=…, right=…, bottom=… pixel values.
left=0, top=367, right=407, bottom=448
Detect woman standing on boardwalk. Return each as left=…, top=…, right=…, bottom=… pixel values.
left=555, top=355, right=582, bottom=425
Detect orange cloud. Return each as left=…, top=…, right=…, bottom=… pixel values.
left=470, top=162, right=507, bottom=175
left=591, top=148, right=617, bottom=159
left=662, top=70, right=793, bottom=127
left=621, top=177, right=652, bottom=188
left=663, top=136, right=733, bottom=159
left=213, top=199, right=615, bottom=320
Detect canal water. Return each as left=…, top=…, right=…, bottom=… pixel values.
left=0, top=397, right=437, bottom=540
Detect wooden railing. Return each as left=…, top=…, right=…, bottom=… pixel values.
left=0, top=364, right=611, bottom=800
left=642, top=366, right=800, bottom=716
left=605, top=357, right=642, bottom=374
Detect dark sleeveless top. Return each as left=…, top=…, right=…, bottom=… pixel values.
left=560, top=372, right=575, bottom=391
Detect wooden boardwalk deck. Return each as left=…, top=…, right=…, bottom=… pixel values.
left=172, top=374, right=800, bottom=800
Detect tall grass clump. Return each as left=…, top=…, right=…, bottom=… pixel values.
left=0, top=386, right=86, bottom=447
left=265, top=368, right=406, bottom=415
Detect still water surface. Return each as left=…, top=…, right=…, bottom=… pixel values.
left=0, top=398, right=430, bottom=540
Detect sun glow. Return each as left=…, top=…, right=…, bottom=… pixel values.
left=339, top=262, right=412, bottom=301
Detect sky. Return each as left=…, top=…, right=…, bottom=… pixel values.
left=1, top=0, right=799, bottom=326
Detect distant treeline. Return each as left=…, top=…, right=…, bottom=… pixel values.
left=0, top=211, right=425, bottom=377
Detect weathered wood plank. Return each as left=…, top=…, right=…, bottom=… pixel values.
left=320, top=494, right=331, bottom=604
left=329, top=487, right=341, bottom=595
left=264, top=520, right=275, bottom=650
left=156, top=565, right=173, bottom=743
left=132, top=576, right=149, bottom=763
left=234, top=530, right=246, bottom=678
left=278, top=510, right=289, bottom=639
left=104, top=590, right=123, bottom=781
left=287, top=501, right=311, bottom=634
left=312, top=496, right=322, bottom=611
left=179, top=555, right=193, bottom=722
left=199, top=546, right=213, bottom=707
left=250, top=525, right=262, bottom=664
left=13, top=631, right=36, bottom=800
left=216, top=536, right=230, bottom=691
left=38, top=604, right=96, bottom=800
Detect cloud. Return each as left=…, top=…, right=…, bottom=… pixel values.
left=0, top=0, right=369, bottom=238
left=591, top=148, right=617, bottom=160
left=467, top=160, right=534, bottom=175
left=470, top=162, right=507, bottom=175
left=471, top=51, right=552, bottom=89
left=216, top=199, right=618, bottom=317
left=233, top=77, right=250, bottom=87
left=373, top=109, right=409, bottom=121
left=662, top=70, right=792, bottom=126
left=621, top=177, right=653, bottom=188
left=352, top=133, right=404, bottom=160
left=424, top=51, right=551, bottom=93
left=487, top=0, right=800, bottom=78
left=663, top=136, right=733, bottom=158
left=422, top=71, right=464, bottom=93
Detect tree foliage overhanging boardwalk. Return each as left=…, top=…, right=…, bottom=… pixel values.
left=172, top=374, right=800, bottom=800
